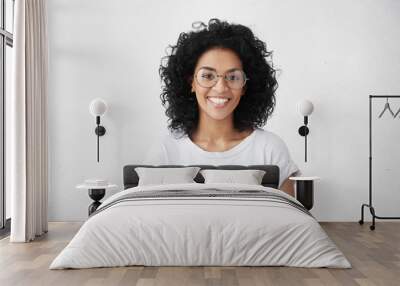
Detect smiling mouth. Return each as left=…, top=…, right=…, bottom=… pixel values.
left=207, top=97, right=231, bottom=108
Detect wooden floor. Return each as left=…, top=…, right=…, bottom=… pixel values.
left=0, top=222, right=399, bottom=286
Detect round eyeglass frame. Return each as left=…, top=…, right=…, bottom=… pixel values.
left=194, top=68, right=249, bottom=90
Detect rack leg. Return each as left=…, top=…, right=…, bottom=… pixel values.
left=369, top=206, right=376, bottom=231
left=359, top=204, right=367, bottom=225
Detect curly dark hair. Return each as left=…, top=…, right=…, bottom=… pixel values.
left=159, top=19, right=278, bottom=137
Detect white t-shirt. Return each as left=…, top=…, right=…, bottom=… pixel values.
left=144, top=128, right=300, bottom=188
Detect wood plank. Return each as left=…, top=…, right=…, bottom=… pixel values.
left=0, top=222, right=399, bottom=286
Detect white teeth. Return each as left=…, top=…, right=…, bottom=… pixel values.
left=208, top=97, right=229, bottom=105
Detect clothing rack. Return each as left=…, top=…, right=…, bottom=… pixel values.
left=359, top=95, right=400, bottom=230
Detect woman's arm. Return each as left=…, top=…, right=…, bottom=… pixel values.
left=280, top=179, right=295, bottom=197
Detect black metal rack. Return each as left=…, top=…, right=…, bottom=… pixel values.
left=359, top=95, right=400, bottom=230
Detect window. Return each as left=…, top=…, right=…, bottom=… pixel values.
left=0, top=0, right=14, bottom=234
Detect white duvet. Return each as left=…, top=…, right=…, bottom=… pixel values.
left=50, top=183, right=351, bottom=269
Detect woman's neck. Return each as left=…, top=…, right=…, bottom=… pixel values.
left=190, top=114, right=253, bottom=151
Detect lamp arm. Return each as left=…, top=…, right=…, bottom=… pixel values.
left=305, top=133, right=307, bottom=162
left=96, top=116, right=100, bottom=162
left=97, top=127, right=99, bottom=162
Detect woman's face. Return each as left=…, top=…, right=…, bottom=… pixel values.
left=191, top=48, right=245, bottom=122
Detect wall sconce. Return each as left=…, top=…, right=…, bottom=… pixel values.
left=89, top=98, right=107, bottom=162
left=297, top=99, right=314, bottom=162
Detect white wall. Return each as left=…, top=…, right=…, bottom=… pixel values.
left=47, top=0, right=400, bottom=221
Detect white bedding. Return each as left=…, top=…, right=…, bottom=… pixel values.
left=50, top=183, right=351, bottom=269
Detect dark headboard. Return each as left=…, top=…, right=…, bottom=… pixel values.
left=123, top=165, right=279, bottom=189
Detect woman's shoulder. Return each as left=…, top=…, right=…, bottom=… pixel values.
left=159, top=131, right=189, bottom=148
left=144, top=131, right=188, bottom=165
left=253, top=128, right=287, bottom=147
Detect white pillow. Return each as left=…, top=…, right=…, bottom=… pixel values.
left=200, top=169, right=266, bottom=185
left=135, top=167, right=201, bottom=186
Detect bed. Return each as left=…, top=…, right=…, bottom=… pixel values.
left=50, top=165, right=351, bottom=269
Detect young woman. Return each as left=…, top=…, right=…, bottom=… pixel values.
left=145, top=19, right=299, bottom=196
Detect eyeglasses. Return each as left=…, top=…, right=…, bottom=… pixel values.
left=194, top=68, right=248, bottom=90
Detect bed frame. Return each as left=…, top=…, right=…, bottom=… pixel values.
left=123, top=165, right=279, bottom=189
